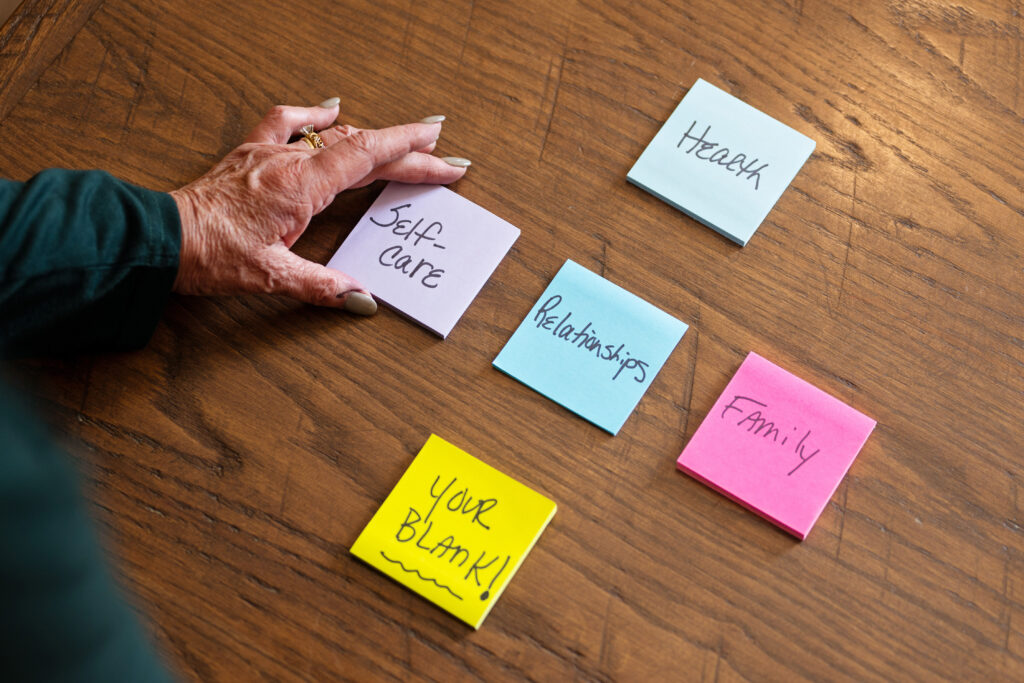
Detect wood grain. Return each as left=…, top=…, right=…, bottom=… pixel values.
left=2, top=0, right=1023, bottom=680
left=0, top=0, right=104, bottom=123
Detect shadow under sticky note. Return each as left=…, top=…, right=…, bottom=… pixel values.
left=493, top=260, right=688, bottom=435
left=327, top=182, right=520, bottom=337
left=350, top=434, right=556, bottom=629
left=677, top=352, right=876, bottom=540
left=627, top=78, right=815, bottom=246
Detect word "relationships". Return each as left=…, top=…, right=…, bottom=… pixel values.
left=678, top=121, right=769, bottom=190
left=534, top=294, right=650, bottom=382
left=720, top=395, right=821, bottom=475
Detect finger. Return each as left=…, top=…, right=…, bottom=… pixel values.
left=308, top=122, right=443, bottom=195
left=350, top=152, right=470, bottom=188
left=269, top=249, right=377, bottom=313
left=245, top=100, right=341, bottom=145
left=309, top=124, right=437, bottom=155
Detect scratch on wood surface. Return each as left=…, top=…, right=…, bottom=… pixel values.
left=836, top=480, right=849, bottom=560
left=681, top=316, right=700, bottom=439
left=1002, top=546, right=1012, bottom=651
left=277, top=460, right=293, bottom=517
left=881, top=523, right=893, bottom=599
left=457, top=0, right=476, bottom=65
left=714, top=635, right=724, bottom=683
left=123, top=18, right=154, bottom=136
left=838, top=172, right=856, bottom=311
left=1015, top=0, right=1021, bottom=110
left=539, top=30, right=568, bottom=162
left=598, top=591, right=615, bottom=669
left=86, top=44, right=109, bottom=114
left=399, top=0, right=413, bottom=65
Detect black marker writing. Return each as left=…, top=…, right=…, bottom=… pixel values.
left=430, top=475, right=498, bottom=530
left=370, top=202, right=447, bottom=288
left=533, top=294, right=650, bottom=383
left=380, top=551, right=462, bottom=600
left=480, top=555, right=510, bottom=600
left=677, top=121, right=769, bottom=190
left=390, top=472, right=506, bottom=601
left=720, top=395, right=820, bottom=475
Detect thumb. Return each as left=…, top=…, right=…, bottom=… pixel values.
left=271, top=249, right=377, bottom=315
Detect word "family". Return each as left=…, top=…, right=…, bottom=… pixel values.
left=678, top=121, right=769, bottom=190
left=533, top=294, right=650, bottom=382
left=720, top=395, right=820, bottom=475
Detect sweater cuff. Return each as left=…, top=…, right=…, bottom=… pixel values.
left=111, top=184, right=182, bottom=351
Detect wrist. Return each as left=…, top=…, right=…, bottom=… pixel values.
left=170, top=185, right=203, bottom=293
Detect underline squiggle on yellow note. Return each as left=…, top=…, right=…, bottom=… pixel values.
left=380, top=550, right=463, bottom=600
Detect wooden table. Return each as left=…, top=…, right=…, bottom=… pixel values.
left=2, top=0, right=1022, bottom=679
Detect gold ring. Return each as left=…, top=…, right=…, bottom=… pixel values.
left=300, top=124, right=325, bottom=149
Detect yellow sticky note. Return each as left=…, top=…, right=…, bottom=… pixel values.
left=350, top=434, right=557, bottom=628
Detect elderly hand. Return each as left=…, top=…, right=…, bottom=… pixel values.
left=170, top=99, right=469, bottom=315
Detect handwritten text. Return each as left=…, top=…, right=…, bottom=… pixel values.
left=677, top=121, right=769, bottom=190
left=720, top=395, right=820, bottom=475
left=393, top=474, right=509, bottom=600
left=533, top=294, right=649, bottom=382
left=370, top=202, right=448, bottom=288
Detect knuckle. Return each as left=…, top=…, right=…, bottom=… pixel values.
left=407, top=157, right=434, bottom=183
left=258, top=259, right=283, bottom=294
left=266, top=105, right=290, bottom=123
left=346, top=129, right=378, bottom=158
left=330, top=124, right=356, bottom=138
left=309, top=278, right=336, bottom=305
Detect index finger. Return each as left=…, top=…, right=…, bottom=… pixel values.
left=307, top=122, right=443, bottom=195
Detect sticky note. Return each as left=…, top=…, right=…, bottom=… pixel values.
left=350, top=434, right=556, bottom=629
left=627, top=78, right=815, bottom=246
left=677, top=352, right=875, bottom=540
left=327, top=182, right=520, bottom=337
left=493, top=260, right=688, bottom=434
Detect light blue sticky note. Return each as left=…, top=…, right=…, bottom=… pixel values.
left=627, top=78, right=815, bottom=246
left=493, top=260, right=688, bottom=435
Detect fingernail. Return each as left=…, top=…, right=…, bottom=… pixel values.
left=318, top=97, right=341, bottom=108
left=442, top=156, right=472, bottom=168
left=419, top=115, right=445, bottom=124
left=342, top=291, right=377, bottom=316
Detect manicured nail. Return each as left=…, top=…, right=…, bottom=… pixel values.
left=342, top=291, right=377, bottom=316
left=419, top=115, right=446, bottom=124
left=442, top=156, right=472, bottom=168
left=318, top=97, right=341, bottom=108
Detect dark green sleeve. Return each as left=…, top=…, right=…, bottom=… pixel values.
left=0, top=169, right=179, bottom=679
left=0, top=379, right=175, bottom=682
left=0, top=169, right=181, bottom=357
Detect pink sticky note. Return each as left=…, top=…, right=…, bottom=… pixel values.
left=677, top=352, right=875, bottom=540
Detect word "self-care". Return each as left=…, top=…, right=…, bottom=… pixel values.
left=369, top=202, right=449, bottom=288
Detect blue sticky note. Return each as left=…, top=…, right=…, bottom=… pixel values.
left=493, top=260, right=688, bottom=435
left=627, top=78, right=815, bottom=246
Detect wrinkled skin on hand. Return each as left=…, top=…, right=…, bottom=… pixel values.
left=170, top=102, right=466, bottom=312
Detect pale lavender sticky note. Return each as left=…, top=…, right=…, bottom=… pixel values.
left=327, top=182, right=520, bottom=337
left=677, top=352, right=875, bottom=540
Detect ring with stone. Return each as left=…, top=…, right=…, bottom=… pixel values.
left=300, top=124, right=325, bottom=149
